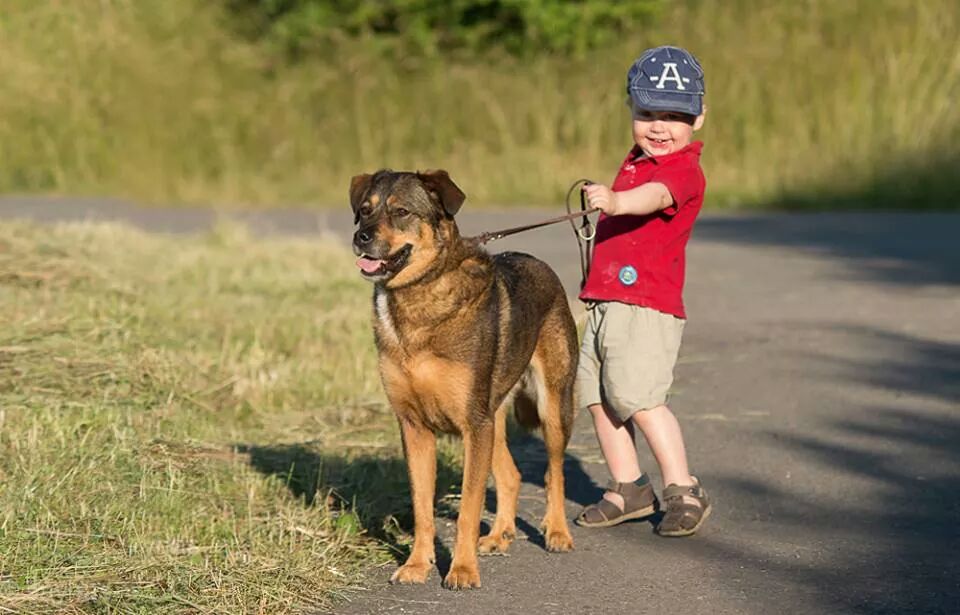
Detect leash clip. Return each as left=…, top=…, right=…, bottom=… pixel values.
left=578, top=223, right=596, bottom=242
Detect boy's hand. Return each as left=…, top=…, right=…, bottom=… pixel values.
left=582, top=183, right=620, bottom=215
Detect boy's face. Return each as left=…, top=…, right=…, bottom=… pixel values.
left=631, top=105, right=705, bottom=157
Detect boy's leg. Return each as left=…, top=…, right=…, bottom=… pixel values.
left=576, top=303, right=658, bottom=526
left=632, top=404, right=711, bottom=535
left=630, top=404, right=692, bottom=488
left=577, top=305, right=646, bottom=512
left=587, top=402, right=642, bottom=510
left=598, top=303, right=685, bottom=490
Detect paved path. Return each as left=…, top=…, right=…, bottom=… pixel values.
left=3, top=198, right=959, bottom=614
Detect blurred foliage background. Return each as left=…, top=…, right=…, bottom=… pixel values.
left=0, top=0, right=957, bottom=209
left=227, top=0, right=663, bottom=57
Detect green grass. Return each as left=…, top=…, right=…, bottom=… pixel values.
left=0, top=220, right=465, bottom=612
left=0, top=0, right=957, bottom=209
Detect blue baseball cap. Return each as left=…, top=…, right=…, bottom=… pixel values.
left=627, top=46, right=705, bottom=116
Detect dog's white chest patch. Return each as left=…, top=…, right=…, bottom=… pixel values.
left=375, top=288, right=400, bottom=346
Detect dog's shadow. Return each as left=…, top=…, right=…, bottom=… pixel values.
left=236, top=441, right=463, bottom=573
left=237, top=424, right=654, bottom=575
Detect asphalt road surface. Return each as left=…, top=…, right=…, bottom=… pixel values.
left=3, top=197, right=958, bottom=614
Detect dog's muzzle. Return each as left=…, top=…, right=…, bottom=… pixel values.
left=353, top=230, right=412, bottom=280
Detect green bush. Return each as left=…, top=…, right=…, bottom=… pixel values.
left=227, top=0, right=663, bottom=57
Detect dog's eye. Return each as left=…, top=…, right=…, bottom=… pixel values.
left=358, top=204, right=373, bottom=217
left=394, top=208, right=411, bottom=217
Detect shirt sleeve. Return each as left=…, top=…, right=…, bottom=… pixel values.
left=651, top=161, right=705, bottom=216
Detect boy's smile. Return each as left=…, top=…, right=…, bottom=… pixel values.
left=632, top=107, right=705, bottom=158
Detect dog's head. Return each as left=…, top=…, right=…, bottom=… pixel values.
left=349, top=169, right=466, bottom=287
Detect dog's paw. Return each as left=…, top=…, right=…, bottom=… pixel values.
left=442, top=563, right=481, bottom=590
left=478, top=528, right=516, bottom=555
left=545, top=528, right=574, bottom=552
left=389, top=561, right=432, bottom=585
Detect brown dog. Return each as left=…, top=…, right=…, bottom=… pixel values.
left=349, top=169, right=578, bottom=589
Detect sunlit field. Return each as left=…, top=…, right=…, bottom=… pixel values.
left=1, top=0, right=956, bottom=208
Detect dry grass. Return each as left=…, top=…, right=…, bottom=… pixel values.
left=0, top=220, right=470, bottom=612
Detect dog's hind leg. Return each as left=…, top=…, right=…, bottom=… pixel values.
left=535, top=376, right=575, bottom=551
left=532, top=308, right=577, bottom=552
left=478, top=405, right=521, bottom=555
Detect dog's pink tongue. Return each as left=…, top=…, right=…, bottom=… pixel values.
left=356, top=256, right=385, bottom=273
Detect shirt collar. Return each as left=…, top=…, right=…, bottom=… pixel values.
left=627, top=140, right=704, bottom=165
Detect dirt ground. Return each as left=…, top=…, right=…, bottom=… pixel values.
left=4, top=197, right=958, bottom=614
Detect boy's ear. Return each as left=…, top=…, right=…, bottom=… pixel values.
left=693, top=104, right=707, bottom=131
left=417, top=169, right=466, bottom=218
left=349, top=173, right=373, bottom=223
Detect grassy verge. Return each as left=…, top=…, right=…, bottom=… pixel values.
left=1, top=0, right=957, bottom=208
left=0, top=221, right=463, bottom=612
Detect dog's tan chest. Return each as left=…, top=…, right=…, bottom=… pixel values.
left=379, top=352, right=472, bottom=433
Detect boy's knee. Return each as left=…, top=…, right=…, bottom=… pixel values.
left=630, top=404, right=670, bottom=428
left=588, top=403, right=625, bottom=426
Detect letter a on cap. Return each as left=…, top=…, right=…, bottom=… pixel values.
left=655, top=63, right=685, bottom=91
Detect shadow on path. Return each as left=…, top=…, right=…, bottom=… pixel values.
left=711, top=409, right=960, bottom=614
left=694, top=212, right=960, bottom=287
left=697, top=324, right=960, bottom=613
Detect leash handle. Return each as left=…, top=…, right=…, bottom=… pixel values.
left=566, top=179, right=597, bottom=289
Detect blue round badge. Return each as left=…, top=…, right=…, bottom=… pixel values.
left=618, top=265, right=638, bottom=286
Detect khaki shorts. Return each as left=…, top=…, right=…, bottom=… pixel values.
left=576, top=302, right=685, bottom=422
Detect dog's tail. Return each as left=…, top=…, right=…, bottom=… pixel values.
left=512, top=358, right=575, bottom=441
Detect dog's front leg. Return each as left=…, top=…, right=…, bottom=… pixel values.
left=443, top=419, right=494, bottom=590
left=390, top=418, right=437, bottom=585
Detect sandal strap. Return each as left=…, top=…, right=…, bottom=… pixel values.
left=666, top=502, right=704, bottom=517
left=662, top=484, right=699, bottom=500
left=662, top=478, right=706, bottom=504
left=605, top=474, right=651, bottom=494
left=605, top=479, right=625, bottom=494
left=582, top=497, right=625, bottom=522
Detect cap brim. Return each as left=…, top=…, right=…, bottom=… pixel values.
left=629, top=89, right=702, bottom=116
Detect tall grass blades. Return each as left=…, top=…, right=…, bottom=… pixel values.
left=0, top=0, right=956, bottom=208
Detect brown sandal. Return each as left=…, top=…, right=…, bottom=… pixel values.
left=575, top=476, right=659, bottom=528
left=657, top=476, right=711, bottom=537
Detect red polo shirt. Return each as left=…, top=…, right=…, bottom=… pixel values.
left=579, top=141, right=705, bottom=319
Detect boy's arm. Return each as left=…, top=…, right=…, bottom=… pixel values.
left=583, top=182, right=673, bottom=217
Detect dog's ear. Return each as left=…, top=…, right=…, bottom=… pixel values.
left=349, top=173, right=373, bottom=223
left=418, top=169, right=466, bottom=217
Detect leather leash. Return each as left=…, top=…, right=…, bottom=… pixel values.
left=471, top=208, right=597, bottom=245
left=471, top=179, right=598, bottom=245
left=468, top=179, right=598, bottom=289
